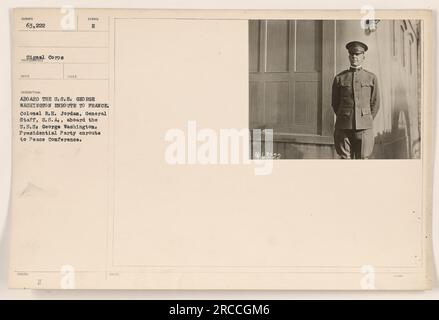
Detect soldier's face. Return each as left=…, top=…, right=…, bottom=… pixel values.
left=349, top=52, right=365, bottom=66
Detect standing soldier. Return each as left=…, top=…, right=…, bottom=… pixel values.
left=332, top=41, right=380, bottom=159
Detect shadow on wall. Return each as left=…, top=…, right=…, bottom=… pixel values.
left=372, top=86, right=420, bottom=159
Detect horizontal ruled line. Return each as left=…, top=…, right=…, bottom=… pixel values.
left=19, top=78, right=109, bottom=81
left=17, top=46, right=108, bottom=48
left=19, top=62, right=109, bottom=64
left=18, top=30, right=109, bottom=32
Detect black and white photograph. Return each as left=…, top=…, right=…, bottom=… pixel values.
left=249, top=19, right=422, bottom=159
left=1, top=4, right=436, bottom=300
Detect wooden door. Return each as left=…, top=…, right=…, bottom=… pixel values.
left=249, top=20, right=334, bottom=139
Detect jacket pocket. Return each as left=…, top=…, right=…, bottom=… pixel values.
left=361, top=81, right=373, bottom=87
left=340, top=80, right=352, bottom=87
left=340, top=80, right=352, bottom=97
left=361, top=81, right=373, bottom=98
left=338, top=108, right=352, bottom=117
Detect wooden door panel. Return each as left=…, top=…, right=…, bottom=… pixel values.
left=295, top=20, right=322, bottom=72
left=265, top=81, right=290, bottom=124
left=249, top=81, right=264, bottom=124
left=249, top=20, right=260, bottom=73
left=266, top=20, right=290, bottom=72
left=293, top=81, right=318, bottom=129
left=249, top=20, right=329, bottom=136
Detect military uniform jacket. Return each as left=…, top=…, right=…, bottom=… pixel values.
left=331, top=68, right=380, bottom=129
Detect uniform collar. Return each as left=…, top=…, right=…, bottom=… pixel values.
left=349, top=65, right=363, bottom=72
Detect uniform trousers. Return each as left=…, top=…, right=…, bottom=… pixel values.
left=334, top=128, right=374, bottom=159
